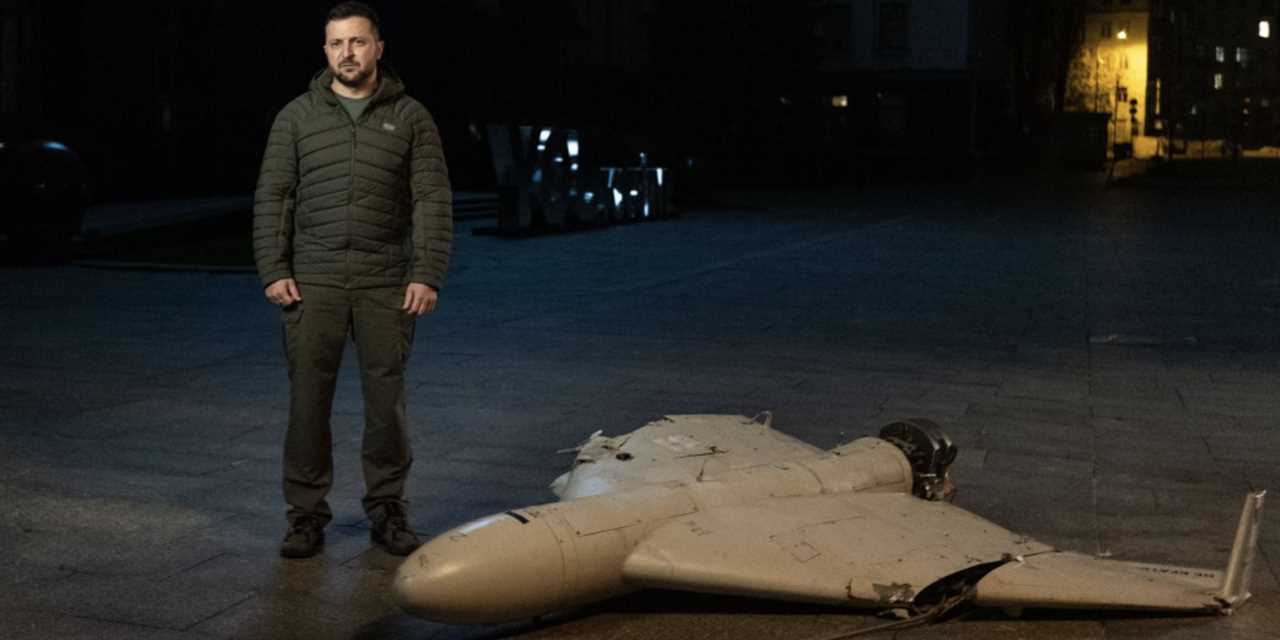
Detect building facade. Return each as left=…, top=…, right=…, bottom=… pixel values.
left=1147, top=0, right=1280, bottom=152
left=804, top=0, right=1008, bottom=178
left=1072, top=0, right=1152, bottom=155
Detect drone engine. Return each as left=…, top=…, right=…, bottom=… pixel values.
left=878, top=418, right=957, bottom=501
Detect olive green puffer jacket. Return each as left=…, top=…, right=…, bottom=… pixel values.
left=253, top=67, right=452, bottom=290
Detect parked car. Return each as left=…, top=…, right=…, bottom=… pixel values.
left=0, top=137, right=91, bottom=261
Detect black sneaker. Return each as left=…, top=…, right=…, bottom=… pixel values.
left=370, top=502, right=420, bottom=556
left=280, top=516, right=325, bottom=559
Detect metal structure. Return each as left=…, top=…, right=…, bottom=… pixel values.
left=393, top=414, right=1265, bottom=626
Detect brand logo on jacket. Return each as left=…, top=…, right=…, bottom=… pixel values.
left=382, top=122, right=397, bottom=132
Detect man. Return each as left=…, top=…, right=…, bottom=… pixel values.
left=253, top=1, right=452, bottom=559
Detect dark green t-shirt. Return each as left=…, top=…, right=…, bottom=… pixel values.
left=337, top=94, right=372, bottom=123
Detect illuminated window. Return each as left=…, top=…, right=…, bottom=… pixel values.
left=1237, top=47, right=1249, bottom=64
left=1215, top=46, right=1226, bottom=62
left=1261, top=20, right=1271, bottom=38
left=831, top=95, right=849, bottom=108
left=1214, top=73, right=1224, bottom=90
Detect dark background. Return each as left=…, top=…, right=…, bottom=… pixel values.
left=4, top=1, right=1092, bottom=201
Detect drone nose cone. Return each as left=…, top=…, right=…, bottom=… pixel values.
left=393, top=511, right=567, bottom=624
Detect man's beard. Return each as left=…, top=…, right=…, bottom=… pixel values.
left=334, top=64, right=373, bottom=89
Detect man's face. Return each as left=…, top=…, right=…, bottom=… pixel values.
left=323, top=16, right=383, bottom=90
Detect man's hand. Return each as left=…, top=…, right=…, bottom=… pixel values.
left=265, top=278, right=302, bottom=306
left=402, top=283, right=438, bottom=316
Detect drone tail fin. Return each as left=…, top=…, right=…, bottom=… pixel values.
left=1216, top=490, right=1266, bottom=608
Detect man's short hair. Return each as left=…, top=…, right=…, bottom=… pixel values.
left=327, top=1, right=382, bottom=38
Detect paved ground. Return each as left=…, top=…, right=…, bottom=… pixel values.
left=2, top=180, right=1278, bottom=639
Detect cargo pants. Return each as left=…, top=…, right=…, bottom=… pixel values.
left=281, top=283, right=416, bottom=526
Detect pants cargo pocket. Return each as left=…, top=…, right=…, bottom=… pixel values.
left=400, top=311, right=416, bottom=368
left=281, top=303, right=305, bottom=377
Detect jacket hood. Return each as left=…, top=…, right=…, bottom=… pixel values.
left=310, top=63, right=406, bottom=106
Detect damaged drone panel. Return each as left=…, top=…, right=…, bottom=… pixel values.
left=554, top=413, right=823, bottom=499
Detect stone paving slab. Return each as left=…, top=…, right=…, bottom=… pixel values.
left=3, top=185, right=1280, bottom=638
left=3, top=610, right=172, bottom=640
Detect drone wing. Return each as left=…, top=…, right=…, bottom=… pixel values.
left=972, top=491, right=1265, bottom=613
left=622, top=491, right=1265, bottom=615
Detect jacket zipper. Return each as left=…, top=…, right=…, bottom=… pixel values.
left=346, top=111, right=356, bottom=284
